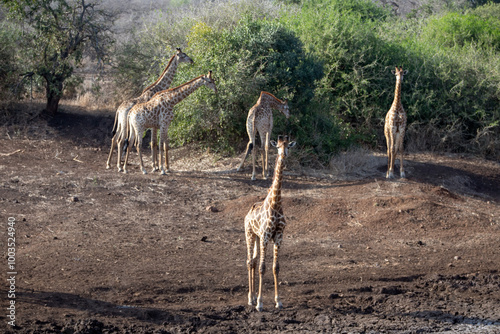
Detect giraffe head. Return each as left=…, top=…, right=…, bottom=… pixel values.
left=175, top=47, right=194, bottom=65
left=391, top=66, right=408, bottom=82
left=201, top=70, right=217, bottom=94
left=271, top=135, right=296, bottom=158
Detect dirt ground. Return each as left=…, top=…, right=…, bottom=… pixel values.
left=1, top=106, right=499, bottom=333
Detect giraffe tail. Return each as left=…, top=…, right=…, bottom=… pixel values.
left=123, top=111, right=132, bottom=152
left=243, top=142, right=253, bottom=160
left=111, top=109, right=118, bottom=136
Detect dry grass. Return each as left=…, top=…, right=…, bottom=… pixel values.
left=328, top=147, right=382, bottom=180
left=62, top=74, right=118, bottom=111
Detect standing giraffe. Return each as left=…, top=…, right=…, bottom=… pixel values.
left=384, top=66, right=408, bottom=179
left=245, top=135, right=296, bottom=312
left=237, top=92, right=290, bottom=180
left=106, top=48, right=193, bottom=171
left=120, top=71, right=217, bottom=174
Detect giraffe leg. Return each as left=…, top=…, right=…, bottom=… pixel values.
left=260, top=146, right=266, bottom=180
left=106, top=134, right=118, bottom=169
left=117, top=137, right=124, bottom=173
left=385, top=128, right=390, bottom=178
left=397, top=130, right=406, bottom=178
left=158, top=129, right=169, bottom=175
left=164, top=137, right=170, bottom=173
left=122, top=137, right=131, bottom=174
left=273, top=242, right=283, bottom=310
left=256, top=238, right=267, bottom=312
left=246, top=231, right=257, bottom=306
left=251, top=143, right=257, bottom=181
left=134, top=130, right=146, bottom=175
left=237, top=141, right=253, bottom=172
left=151, top=129, right=159, bottom=172
left=386, top=130, right=396, bottom=179
left=262, top=132, right=269, bottom=180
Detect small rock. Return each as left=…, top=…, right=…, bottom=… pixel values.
left=201, top=236, right=208, bottom=242
left=206, top=205, right=219, bottom=212
left=70, top=196, right=79, bottom=202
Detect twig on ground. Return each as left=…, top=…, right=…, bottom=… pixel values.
left=73, top=155, right=84, bottom=163
left=0, top=149, right=23, bottom=156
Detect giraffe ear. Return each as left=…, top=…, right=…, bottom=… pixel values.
left=270, top=140, right=278, bottom=148
left=288, top=141, right=296, bottom=148
left=403, top=70, right=408, bottom=75
left=391, top=70, right=396, bottom=75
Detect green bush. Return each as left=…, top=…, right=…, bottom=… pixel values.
left=111, top=0, right=499, bottom=161
left=282, top=0, right=397, bottom=141
left=422, top=12, right=500, bottom=50
left=167, top=16, right=324, bottom=154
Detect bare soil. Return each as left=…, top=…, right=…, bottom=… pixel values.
left=1, top=107, right=499, bottom=333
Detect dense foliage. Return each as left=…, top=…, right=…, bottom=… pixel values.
left=1, top=0, right=499, bottom=160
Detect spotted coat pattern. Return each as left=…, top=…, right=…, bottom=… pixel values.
left=107, top=48, right=193, bottom=171
left=237, top=92, right=290, bottom=180
left=121, top=71, right=217, bottom=175
left=384, top=66, right=408, bottom=179
left=245, top=135, right=296, bottom=312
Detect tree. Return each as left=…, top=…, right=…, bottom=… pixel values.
left=2, top=0, right=114, bottom=115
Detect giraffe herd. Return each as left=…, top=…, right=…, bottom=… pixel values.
left=106, top=48, right=408, bottom=312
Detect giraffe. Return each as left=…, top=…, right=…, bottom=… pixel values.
left=245, top=135, right=296, bottom=312
left=106, top=48, right=193, bottom=171
left=120, top=71, right=217, bottom=174
left=384, top=66, right=408, bottom=179
left=237, top=92, right=290, bottom=180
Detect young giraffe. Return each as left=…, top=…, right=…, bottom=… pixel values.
left=245, top=135, right=296, bottom=312
left=384, top=66, right=408, bottom=179
left=106, top=48, right=193, bottom=172
left=121, top=71, right=217, bottom=174
left=237, top=92, right=290, bottom=180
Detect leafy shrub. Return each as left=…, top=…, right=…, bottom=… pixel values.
left=422, top=12, right=500, bottom=50
left=167, top=16, right=324, bottom=154
left=112, top=0, right=500, bottom=161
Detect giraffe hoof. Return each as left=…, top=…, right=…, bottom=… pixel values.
left=400, top=171, right=406, bottom=178
left=106, top=164, right=110, bottom=170
left=256, top=304, right=263, bottom=312
left=275, top=301, right=283, bottom=310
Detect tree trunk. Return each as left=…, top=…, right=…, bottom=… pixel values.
left=43, top=77, right=64, bottom=116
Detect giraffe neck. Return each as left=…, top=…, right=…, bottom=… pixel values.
left=142, top=54, right=178, bottom=96
left=265, top=154, right=285, bottom=210
left=260, top=92, right=286, bottom=112
left=391, top=77, right=403, bottom=110
left=161, top=76, right=205, bottom=106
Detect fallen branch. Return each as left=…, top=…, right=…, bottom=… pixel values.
left=0, top=149, right=23, bottom=156
left=73, top=155, right=84, bottom=163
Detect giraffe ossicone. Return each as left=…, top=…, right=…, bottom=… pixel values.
left=245, top=135, right=296, bottom=312
left=384, top=66, right=408, bottom=179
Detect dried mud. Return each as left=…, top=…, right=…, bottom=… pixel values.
left=1, top=108, right=499, bottom=333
